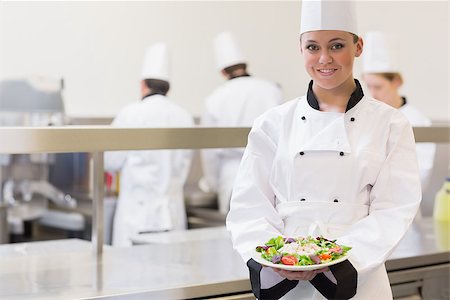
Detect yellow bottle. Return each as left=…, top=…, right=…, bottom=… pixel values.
left=433, top=177, right=450, bottom=221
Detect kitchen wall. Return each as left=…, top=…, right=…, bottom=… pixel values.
left=0, top=1, right=448, bottom=120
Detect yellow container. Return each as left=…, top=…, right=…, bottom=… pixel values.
left=433, top=177, right=450, bottom=222
left=434, top=220, right=450, bottom=251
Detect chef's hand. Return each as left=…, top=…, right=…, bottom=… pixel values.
left=272, top=267, right=329, bottom=281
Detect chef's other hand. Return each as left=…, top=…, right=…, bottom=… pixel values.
left=272, top=267, right=329, bottom=281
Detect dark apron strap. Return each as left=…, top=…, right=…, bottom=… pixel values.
left=310, top=260, right=358, bottom=300
left=247, top=259, right=299, bottom=300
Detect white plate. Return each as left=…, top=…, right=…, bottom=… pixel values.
left=252, top=250, right=349, bottom=271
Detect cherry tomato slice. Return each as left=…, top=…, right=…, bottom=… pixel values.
left=319, top=253, right=332, bottom=260
left=281, top=255, right=298, bottom=265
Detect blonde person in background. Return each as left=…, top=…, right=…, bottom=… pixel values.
left=362, top=31, right=436, bottom=200
left=200, top=31, right=283, bottom=215
left=226, top=1, right=421, bottom=299
left=105, top=42, right=193, bottom=247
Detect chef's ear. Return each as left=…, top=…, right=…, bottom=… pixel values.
left=392, top=73, right=403, bottom=88
left=140, top=80, right=149, bottom=95
left=355, top=36, right=363, bottom=58
left=221, top=69, right=231, bottom=80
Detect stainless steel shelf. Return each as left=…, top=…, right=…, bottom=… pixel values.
left=0, top=126, right=447, bottom=154
left=0, top=126, right=251, bottom=153
left=413, top=126, right=450, bottom=143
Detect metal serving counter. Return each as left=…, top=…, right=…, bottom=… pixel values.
left=0, top=217, right=448, bottom=299
left=387, top=219, right=450, bottom=299
left=0, top=237, right=250, bottom=300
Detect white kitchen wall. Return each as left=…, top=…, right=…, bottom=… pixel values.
left=0, top=1, right=448, bottom=120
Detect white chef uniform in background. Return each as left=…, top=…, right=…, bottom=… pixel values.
left=362, top=31, right=436, bottom=194
left=105, top=42, right=193, bottom=247
left=200, top=31, right=283, bottom=215
left=226, top=1, right=421, bottom=299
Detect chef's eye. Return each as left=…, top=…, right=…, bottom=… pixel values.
left=330, top=43, right=344, bottom=50
left=306, top=44, right=319, bottom=51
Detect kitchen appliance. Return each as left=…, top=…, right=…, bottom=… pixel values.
left=0, top=77, right=81, bottom=243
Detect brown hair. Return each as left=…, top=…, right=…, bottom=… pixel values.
left=223, top=63, right=247, bottom=76
left=378, top=73, right=403, bottom=85
left=144, top=79, right=170, bottom=95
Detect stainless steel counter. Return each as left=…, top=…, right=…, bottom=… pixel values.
left=132, top=225, right=229, bottom=245
left=0, top=237, right=249, bottom=300
left=388, top=219, right=450, bottom=269
left=0, top=218, right=448, bottom=299
left=386, top=219, right=450, bottom=299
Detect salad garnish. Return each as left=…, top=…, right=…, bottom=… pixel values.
left=256, top=236, right=351, bottom=266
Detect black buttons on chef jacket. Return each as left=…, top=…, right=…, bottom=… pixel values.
left=298, top=198, right=338, bottom=202
left=301, top=116, right=306, bottom=120
left=299, top=151, right=305, bottom=156
left=350, top=117, right=355, bottom=122
left=339, top=152, right=344, bottom=156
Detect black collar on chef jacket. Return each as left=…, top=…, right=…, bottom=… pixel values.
left=229, top=73, right=251, bottom=80
left=307, top=79, right=364, bottom=112
left=142, top=92, right=166, bottom=100
left=401, top=96, right=407, bottom=107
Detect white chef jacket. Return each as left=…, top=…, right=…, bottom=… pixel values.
left=399, top=100, right=436, bottom=192
left=105, top=94, right=193, bottom=247
left=226, top=81, right=421, bottom=299
left=201, top=75, right=283, bottom=214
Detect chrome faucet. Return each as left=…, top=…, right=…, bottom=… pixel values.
left=18, top=180, right=77, bottom=208
left=2, top=179, right=16, bottom=206
left=2, top=179, right=77, bottom=208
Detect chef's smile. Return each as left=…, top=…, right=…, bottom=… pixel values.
left=317, top=68, right=338, bottom=76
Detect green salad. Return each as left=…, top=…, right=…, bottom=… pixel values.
left=256, top=236, right=351, bottom=266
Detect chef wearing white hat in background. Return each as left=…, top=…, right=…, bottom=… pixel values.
left=105, top=42, right=194, bottom=247
left=200, top=31, right=283, bottom=215
left=226, top=0, right=421, bottom=299
left=362, top=30, right=436, bottom=195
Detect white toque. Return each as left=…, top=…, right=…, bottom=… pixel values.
left=362, top=31, right=400, bottom=73
left=141, top=42, right=170, bottom=81
left=213, top=31, right=246, bottom=71
left=300, top=0, right=358, bottom=36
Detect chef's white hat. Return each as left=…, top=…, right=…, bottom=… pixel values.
left=362, top=31, right=400, bottom=73
left=141, top=42, right=170, bottom=81
left=300, top=0, right=358, bottom=36
left=214, top=31, right=247, bottom=71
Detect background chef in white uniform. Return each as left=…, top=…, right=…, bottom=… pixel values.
left=226, top=1, right=421, bottom=299
left=361, top=31, right=436, bottom=194
left=200, top=31, right=283, bottom=215
left=105, top=42, right=194, bottom=247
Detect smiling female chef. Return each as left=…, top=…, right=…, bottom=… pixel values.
left=225, top=0, right=421, bottom=299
